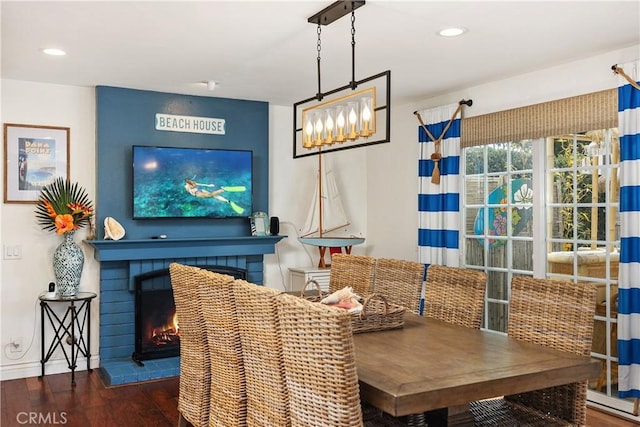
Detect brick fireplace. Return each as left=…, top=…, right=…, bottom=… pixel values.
left=87, top=236, right=284, bottom=386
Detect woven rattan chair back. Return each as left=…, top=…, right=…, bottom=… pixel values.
left=329, top=253, right=376, bottom=296
left=373, top=258, right=424, bottom=314
left=277, top=293, right=363, bottom=427
left=196, top=268, right=246, bottom=427
left=232, top=280, right=289, bottom=427
left=469, top=277, right=597, bottom=426
left=423, top=265, right=487, bottom=328
left=504, top=276, right=597, bottom=425
left=169, top=263, right=214, bottom=427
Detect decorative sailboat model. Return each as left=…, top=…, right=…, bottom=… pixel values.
left=299, top=151, right=365, bottom=268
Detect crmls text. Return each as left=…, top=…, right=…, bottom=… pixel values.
left=16, top=411, right=68, bottom=424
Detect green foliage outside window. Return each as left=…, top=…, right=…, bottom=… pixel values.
left=552, top=137, right=605, bottom=244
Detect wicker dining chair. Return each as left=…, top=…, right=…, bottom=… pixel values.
left=423, top=264, right=487, bottom=328
left=232, top=279, right=290, bottom=427
left=469, top=276, right=598, bottom=426
left=196, top=268, right=246, bottom=427
left=373, top=258, right=425, bottom=314
left=169, top=263, right=233, bottom=427
left=329, top=253, right=376, bottom=297
left=276, top=293, right=406, bottom=427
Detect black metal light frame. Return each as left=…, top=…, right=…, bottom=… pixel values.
left=293, top=1, right=391, bottom=159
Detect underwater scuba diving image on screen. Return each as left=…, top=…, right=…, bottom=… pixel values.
left=132, top=145, right=253, bottom=219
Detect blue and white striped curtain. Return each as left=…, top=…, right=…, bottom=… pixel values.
left=618, top=59, right=640, bottom=400
left=417, top=104, right=461, bottom=267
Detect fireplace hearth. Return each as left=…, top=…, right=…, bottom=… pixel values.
left=132, top=265, right=246, bottom=365
left=89, top=236, right=285, bottom=386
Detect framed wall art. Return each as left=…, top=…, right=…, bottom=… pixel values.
left=249, top=211, right=269, bottom=236
left=3, top=123, right=70, bottom=204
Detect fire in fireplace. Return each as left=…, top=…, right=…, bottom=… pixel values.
left=132, top=265, right=246, bottom=365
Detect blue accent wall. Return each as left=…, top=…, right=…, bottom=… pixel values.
left=96, top=86, right=269, bottom=239
left=94, top=87, right=277, bottom=384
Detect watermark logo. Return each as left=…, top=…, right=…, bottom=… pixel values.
left=16, top=412, right=67, bottom=425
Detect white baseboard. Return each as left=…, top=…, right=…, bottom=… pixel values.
left=0, top=356, right=100, bottom=381
left=588, top=398, right=640, bottom=423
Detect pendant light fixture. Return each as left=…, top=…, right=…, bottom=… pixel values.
left=293, top=0, right=391, bottom=158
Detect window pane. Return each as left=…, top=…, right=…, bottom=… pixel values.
left=486, top=301, right=507, bottom=332
left=552, top=169, right=577, bottom=204
left=512, top=240, right=533, bottom=270
left=464, top=238, right=483, bottom=267
left=510, top=140, right=533, bottom=171
left=465, top=208, right=480, bottom=234
left=465, top=146, right=485, bottom=175
left=549, top=206, right=572, bottom=240
left=486, top=270, right=507, bottom=300
left=487, top=144, right=509, bottom=174
left=487, top=245, right=508, bottom=268
left=464, top=177, right=485, bottom=205
left=551, top=136, right=578, bottom=169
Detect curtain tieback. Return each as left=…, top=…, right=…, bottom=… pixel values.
left=414, top=104, right=463, bottom=184
left=613, top=65, right=640, bottom=91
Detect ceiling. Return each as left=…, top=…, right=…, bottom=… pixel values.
left=2, top=1, right=639, bottom=107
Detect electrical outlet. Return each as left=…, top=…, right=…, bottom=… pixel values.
left=10, top=337, right=23, bottom=353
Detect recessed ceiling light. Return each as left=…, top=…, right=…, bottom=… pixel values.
left=438, top=27, right=467, bottom=37
left=42, top=48, right=67, bottom=56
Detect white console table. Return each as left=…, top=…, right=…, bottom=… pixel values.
left=288, top=267, right=331, bottom=293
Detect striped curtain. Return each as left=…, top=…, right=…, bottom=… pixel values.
left=417, top=104, right=461, bottom=267
left=618, top=59, right=640, bottom=400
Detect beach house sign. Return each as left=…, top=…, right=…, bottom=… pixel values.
left=155, top=113, right=225, bottom=135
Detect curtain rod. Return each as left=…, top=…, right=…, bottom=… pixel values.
left=413, top=99, right=472, bottom=115
left=612, top=64, right=640, bottom=91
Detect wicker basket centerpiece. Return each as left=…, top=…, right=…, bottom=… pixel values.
left=301, top=279, right=406, bottom=333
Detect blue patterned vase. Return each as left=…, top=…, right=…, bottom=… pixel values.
left=53, top=230, right=85, bottom=297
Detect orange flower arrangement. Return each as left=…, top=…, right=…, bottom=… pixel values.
left=35, top=177, right=94, bottom=235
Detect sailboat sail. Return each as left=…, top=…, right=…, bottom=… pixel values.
left=300, top=168, right=350, bottom=237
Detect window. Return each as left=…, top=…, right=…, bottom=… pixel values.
left=464, top=140, right=534, bottom=332
left=546, top=130, right=619, bottom=399
left=463, top=127, right=621, bottom=405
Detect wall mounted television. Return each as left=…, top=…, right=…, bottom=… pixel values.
left=132, top=145, right=253, bottom=219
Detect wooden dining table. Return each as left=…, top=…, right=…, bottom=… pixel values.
left=353, top=313, right=602, bottom=426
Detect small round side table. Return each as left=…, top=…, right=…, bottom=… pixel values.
left=39, top=291, right=97, bottom=386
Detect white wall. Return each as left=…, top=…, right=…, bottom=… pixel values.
left=264, top=104, right=368, bottom=290
left=2, top=44, right=638, bottom=379
left=0, top=81, right=98, bottom=380
left=364, top=45, right=639, bottom=262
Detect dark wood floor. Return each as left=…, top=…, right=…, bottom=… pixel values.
left=1, top=371, right=636, bottom=427
left=1, top=371, right=179, bottom=427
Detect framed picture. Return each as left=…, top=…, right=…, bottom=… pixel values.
left=3, top=123, right=70, bottom=204
left=250, top=211, right=269, bottom=236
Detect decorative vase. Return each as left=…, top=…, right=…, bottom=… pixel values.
left=53, top=230, right=85, bottom=297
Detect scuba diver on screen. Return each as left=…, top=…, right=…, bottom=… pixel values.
left=184, top=178, right=246, bottom=214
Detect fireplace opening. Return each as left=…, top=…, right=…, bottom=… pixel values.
left=132, top=265, right=246, bottom=365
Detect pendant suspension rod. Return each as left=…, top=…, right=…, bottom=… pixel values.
left=318, top=148, right=324, bottom=237
left=350, top=9, right=357, bottom=90
left=316, top=23, right=323, bottom=101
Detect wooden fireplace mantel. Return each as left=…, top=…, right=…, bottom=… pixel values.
left=85, top=235, right=286, bottom=262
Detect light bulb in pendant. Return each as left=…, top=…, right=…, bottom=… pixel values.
left=304, top=117, right=314, bottom=148
left=360, top=100, right=372, bottom=137
left=325, top=110, right=335, bottom=145
left=314, top=115, right=324, bottom=146
left=347, top=103, right=358, bottom=140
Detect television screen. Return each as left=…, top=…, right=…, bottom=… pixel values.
left=132, top=145, right=253, bottom=219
